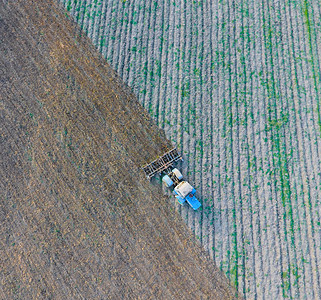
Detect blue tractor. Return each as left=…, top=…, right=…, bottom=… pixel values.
left=142, top=148, right=201, bottom=210
left=162, top=168, right=201, bottom=210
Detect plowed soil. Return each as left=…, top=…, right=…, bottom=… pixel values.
left=0, top=0, right=237, bottom=299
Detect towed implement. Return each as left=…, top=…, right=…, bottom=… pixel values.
left=142, top=148, right=201, bottom=210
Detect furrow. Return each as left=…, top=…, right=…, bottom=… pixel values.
left=255, top=0, right=280, bottom=297
left=209, top=0, right=223, bottom=268
left=99, top=0, right=112, bottom=60
left=246, top=1, right=266, bottom=298
left=156, top=0, right=171, bottom=129
left=114, top=1, right=130, bottom=79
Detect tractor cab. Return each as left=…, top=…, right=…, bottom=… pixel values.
left=174, top=181, right=194, bottom=198
left=173, top=181, right=201, bottom=210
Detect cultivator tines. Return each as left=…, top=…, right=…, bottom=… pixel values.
left=142, top=148, right=182, bottom=179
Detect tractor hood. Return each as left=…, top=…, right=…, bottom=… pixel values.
left=174, top=181, right=194, bottom=198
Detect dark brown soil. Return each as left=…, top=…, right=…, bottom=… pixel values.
left=0, top=1, right=238, bottom=299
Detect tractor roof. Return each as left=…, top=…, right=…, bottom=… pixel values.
left=175, top=181, right=193, bottom=198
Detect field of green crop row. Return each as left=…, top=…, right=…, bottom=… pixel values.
left=59, top=0, right=321, bottom=298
